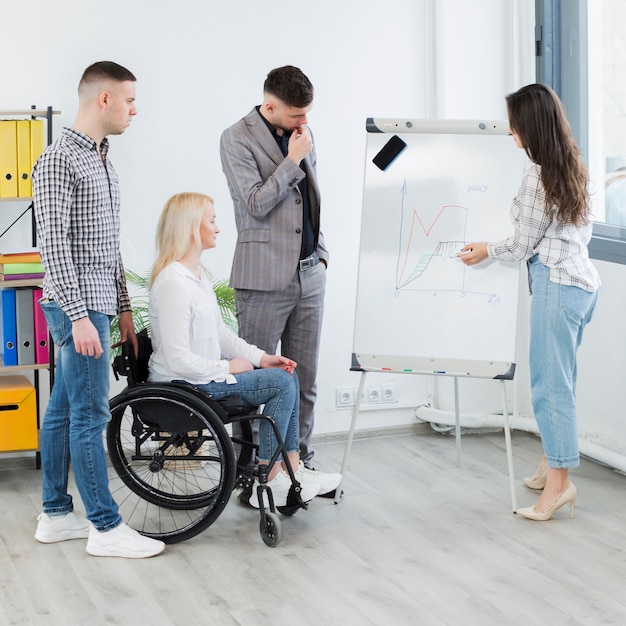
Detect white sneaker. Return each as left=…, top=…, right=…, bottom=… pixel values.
left=35, top=511, right=91, bottom=543
left=86, top=522, right=165, bottom=558
left=248, top=470, right=320, bottom=509
left=296, top=462, right=342, bottom=496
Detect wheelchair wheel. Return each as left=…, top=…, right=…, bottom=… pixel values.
left=260, top=511, right=282, bottom=547
left=107, top=383, right=236, bottom=544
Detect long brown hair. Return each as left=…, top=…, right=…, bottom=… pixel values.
left=506, top=84, right=590, bottom=226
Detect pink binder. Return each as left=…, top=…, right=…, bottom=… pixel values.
left=32, top=289, right=49, bottom=364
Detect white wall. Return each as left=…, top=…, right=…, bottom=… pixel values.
left=0, top=0, right=538, bottom=440
left=576, top=259, right=626, bottom=457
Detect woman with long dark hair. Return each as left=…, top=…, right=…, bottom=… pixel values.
left=459, top=84, right=600, bottom=520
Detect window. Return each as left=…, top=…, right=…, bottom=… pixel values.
left=591, top=1, right=626, bottom=228
left=536, top=0, right=626, bottom=262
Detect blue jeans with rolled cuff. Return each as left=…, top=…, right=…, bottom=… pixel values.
left=528, top=257, right=598, bottom=469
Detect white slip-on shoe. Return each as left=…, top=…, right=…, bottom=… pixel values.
left=248, top=470, right=320, bottom=509
left=86, top=522, right=165, bottom=558
left=296, top=462, right=342, bottom=496
left=35, top=512, right=91, bottom=543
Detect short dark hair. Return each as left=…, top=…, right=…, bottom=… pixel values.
left=263, top=65, right=313, bottom=107
left=79, top=61, right=136, bottom=89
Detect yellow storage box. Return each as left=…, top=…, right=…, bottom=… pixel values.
left=0, top=375, right=37, bottom=451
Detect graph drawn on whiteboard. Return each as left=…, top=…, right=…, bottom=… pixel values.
left=352, top=119, right=527, bottom=377
left=395, top=179, right=502, bottom=306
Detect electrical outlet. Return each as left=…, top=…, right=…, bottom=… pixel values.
left=336, top=388, right=355, bottom=406
left=367, top=387, right=382, bottom=403
left=382, top=384, right=397, bottom=402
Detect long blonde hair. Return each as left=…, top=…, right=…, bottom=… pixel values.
left=150, top=192, right=214, bottom=287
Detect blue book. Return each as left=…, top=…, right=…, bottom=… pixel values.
left=1, top=289, right=17, bottom=366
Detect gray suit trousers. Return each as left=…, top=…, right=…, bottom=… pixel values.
left=235, top=262, right=326, bottom=465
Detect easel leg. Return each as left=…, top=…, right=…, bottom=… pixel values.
left=501, top=379, right=517, bottom=511
left=454, top=376, right=461, bottom=465
left=335, top=371, right=367, bottom=504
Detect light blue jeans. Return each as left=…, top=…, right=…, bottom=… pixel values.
left=192, top=368, right=300, bottom=464
left=528, top=257, right=598, bottom=469
left=40, top=301, right=122, bottom=531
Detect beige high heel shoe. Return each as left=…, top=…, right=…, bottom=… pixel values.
left=516, top=481, right=577, bottom=521
left=523, top=465, right=547, bottom=490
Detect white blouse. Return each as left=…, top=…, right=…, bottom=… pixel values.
left=148, top=261, right=264, bottom=384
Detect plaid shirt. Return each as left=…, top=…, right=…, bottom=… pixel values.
left=32, top=128, right=131, bottom=320
left=488, top=162, right=600, bottom=293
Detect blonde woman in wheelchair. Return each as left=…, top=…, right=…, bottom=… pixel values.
left=147, top=192, right=339, bottom=508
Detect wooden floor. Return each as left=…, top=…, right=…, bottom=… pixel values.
left=2, top=427, right=626, bottom=626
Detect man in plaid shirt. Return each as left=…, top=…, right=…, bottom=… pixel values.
left=32, top=61, right=164, bottom=558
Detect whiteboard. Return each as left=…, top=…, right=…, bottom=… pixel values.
left=352, top=118, right=527, bottom=379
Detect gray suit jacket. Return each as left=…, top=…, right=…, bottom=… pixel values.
left=220, top=108, right=329, bottom=292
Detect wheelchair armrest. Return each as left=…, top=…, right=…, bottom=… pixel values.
left=111, top=328, right=152, bottom=386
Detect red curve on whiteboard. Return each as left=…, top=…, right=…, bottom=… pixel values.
left=398, top=204, right=468, bottom=286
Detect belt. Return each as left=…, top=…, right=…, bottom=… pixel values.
left=299, top=252, right=319, bottom=271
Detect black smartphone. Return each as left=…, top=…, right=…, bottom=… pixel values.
left=372, top=135, right=407, bottom=171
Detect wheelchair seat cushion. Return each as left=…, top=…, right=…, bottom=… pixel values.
left=217, top=394, right=256, bottom=417
left=168, top=383, right=253, bottom=422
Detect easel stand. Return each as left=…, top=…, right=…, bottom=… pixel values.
left=335, top=371, right=517, bottom=511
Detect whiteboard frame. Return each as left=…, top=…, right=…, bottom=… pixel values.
left=351, top=353, right=516, bottom=380
left=366, top=117, right=512, bottom=135
left=352, top=118, right=522, bottom=380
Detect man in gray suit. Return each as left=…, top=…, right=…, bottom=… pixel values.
left=220, top=66, right=340, bottom=495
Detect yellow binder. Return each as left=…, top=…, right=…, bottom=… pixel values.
left=0, top=120, right=18, bottom=198
left=16, top=120, right=31, bottom=197
left=29, top=119, right=45, bottom=171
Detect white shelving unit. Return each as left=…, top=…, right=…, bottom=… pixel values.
left=0, top=106, right=60, bottom=466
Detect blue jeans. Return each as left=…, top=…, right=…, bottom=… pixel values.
left=528, top=257, right=598, bottom=469
left=40, top=301, right=122, bottom=531
left=192, top=368, right=300, bottom=464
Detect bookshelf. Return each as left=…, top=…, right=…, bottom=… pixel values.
left=0, top=106, right=60, bottom=466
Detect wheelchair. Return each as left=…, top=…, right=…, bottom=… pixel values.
left=106, top=329, right=310, bottom=547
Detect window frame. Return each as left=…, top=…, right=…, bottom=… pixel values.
left=536, top=0, right=626, bottom=263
